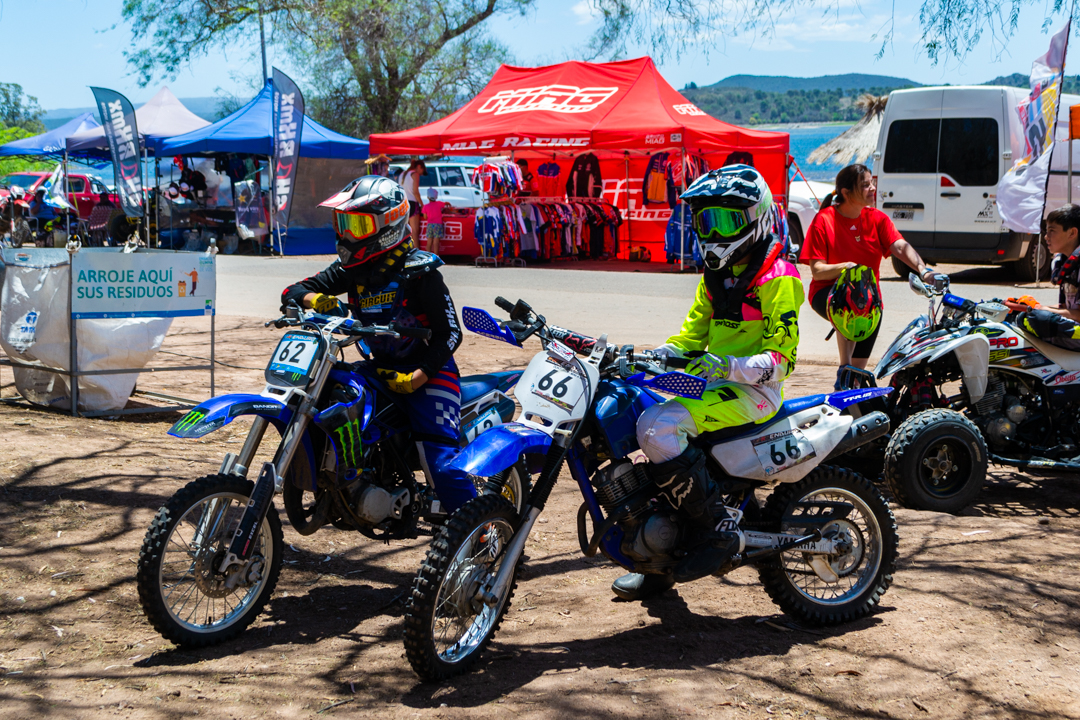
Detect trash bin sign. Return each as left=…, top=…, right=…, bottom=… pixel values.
left=71, top=250, right=216, bottom=319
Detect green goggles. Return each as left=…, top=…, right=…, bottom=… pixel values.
left=692, top=206, right=751, bottom=239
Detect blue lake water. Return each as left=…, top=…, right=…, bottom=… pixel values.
left=783, top=124, right=855, bottom=182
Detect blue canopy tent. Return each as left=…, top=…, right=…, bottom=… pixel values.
left=0, top=112, right=100, bottom=156
left=159, top=81, right=369, bottom=254
left=158, top=81, right=369, bottom=159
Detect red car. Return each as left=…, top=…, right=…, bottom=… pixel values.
left=0, top=171, right=120, bottom=219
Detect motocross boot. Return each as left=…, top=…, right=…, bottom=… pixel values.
left=651, top=445, right=741, bottom=584
left=611, top=572, right=675, bottom=601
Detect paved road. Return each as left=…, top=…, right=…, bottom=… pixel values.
left=216, top=255, right=1062, bottom=364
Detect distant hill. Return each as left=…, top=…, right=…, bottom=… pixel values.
left=42, top=96, right=223, bottom=130
left=705, top=74, right=921, bottom=93
left=679, top=71, right=1080, bottom=125
left=982, top=73, right=1080, bottom=94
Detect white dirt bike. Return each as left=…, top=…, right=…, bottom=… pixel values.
left=402, top=297, right=899, bottom=680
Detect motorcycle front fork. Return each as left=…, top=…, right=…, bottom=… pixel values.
left=217, top=357, right=333, bottom=576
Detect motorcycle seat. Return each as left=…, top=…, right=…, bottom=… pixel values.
left=459, top=371, right=518, bottom=405
left=1016, top=328, right=1080, bottom=371
left=692, top=393, right=829, bottom=445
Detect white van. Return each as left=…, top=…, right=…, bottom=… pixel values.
left=874, top=86, right=1080, bottom=280
left=389, top=161, right=483, bottom=208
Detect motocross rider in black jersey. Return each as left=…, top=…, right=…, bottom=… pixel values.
left=281, top=175, right=474, bottom=512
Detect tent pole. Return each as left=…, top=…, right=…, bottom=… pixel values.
left=143, top=142, right=150, bottom=247
left=624, top=151, right=631, bottom=251
left=154, top=157, right=160, bottom=248
left=63, top=148, right=71, bottom=226
left=680, top=147, right=686, bottom=272
left=268, top=155, right=278, bottom=255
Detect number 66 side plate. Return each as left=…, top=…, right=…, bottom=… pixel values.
left=751, top=428, right=816, bottom=477
left=266, top=330, right=325, bottom=388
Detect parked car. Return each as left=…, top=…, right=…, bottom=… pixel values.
left=787, top=178, right=834, bottom=249
left=0, top=171, right=120, bottom=219
left=388, top=161, right=483, bottom=208
left=872, top=86, right=1080, bottom=280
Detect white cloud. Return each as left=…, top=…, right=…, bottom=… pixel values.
left=571, top=0, right=600, bottom=25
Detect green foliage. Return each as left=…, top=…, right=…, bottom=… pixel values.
left=579, top=1, right=1077, bottom=67
left=122, top=0, right=533, bottom=136
left=0, top=127, right=52, bottom=176
left=0, top=83, right=45, bottom=133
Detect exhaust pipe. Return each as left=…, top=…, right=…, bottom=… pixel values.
left=825, top=411, right=890, bottom=461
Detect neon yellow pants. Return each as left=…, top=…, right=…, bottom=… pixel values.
left=636, top=382, right=780, bottom=462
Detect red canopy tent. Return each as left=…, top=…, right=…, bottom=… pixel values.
left=369, top=57, right=790, bottom=261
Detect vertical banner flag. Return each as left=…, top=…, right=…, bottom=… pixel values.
left=91, top=87, right=144, bottom=219
left=271, top=68, right=304, bottom=231
left=997, top=20, right=1071, bottom=233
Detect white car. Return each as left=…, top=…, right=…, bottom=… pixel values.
left=389, top=161, right=483, bottom=209
left=787, top=179, right=833, bottom=249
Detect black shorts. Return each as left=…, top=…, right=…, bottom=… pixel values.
left=811, top=286, right=880, bottom=360
left=409, top=201, right=421, bottom=218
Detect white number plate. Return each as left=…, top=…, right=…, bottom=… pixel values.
left=463, top=406, right=501, bottom=442
left=269, top=332, right=319, bottom=376
left=892, top=210, right=914, bottom=220
left=752, top=428, right=817, bottom=477
left=530, top=363, right=585, bottom=411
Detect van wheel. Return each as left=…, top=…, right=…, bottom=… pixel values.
left=1014, top=236, right=1051, bottom=282
left=891, top=257, right=915, bottom=280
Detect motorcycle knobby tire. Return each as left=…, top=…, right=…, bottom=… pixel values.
left=883, top=408, right=987, bottom=514
left=758, top=465, right=899, bottom=625
left=137, top=474, right=284, bottom=648
left=403, top=494, right=519, bottom=680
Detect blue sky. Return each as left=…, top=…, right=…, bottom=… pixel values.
left=1, top=0, right=1073, bottom=110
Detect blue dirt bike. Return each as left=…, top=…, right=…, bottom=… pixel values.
left=136, top=305, right=524, bottom=648
left=403, top=297, right=900, bottom=680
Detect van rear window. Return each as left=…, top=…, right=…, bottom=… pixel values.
left=939, top=118, right=999, bottom=186
left=883, top=119, right=940, bottom=174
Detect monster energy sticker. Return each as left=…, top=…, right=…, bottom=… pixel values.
left=331, top=417, right=365, bottom=471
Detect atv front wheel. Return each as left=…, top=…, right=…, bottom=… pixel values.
left=883, top=408, right=987, bottom=513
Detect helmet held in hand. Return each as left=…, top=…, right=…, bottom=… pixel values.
left=828, top=265, right=883, bottom=342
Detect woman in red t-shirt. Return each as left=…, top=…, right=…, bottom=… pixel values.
left=800, top=164, right=936, bottom=369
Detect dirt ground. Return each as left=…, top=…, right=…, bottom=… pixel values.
left=1, top=317, right=1079, bottom=720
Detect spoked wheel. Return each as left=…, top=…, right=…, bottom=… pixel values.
left=404, top=495, right=519, bottom=680
left=136, top=474, right=283, bottom=647
left=471, top=461, right=531, bottom=517
left=884, top=409, right=987, bottom=513
left=758, top=466, right=898, bottom=625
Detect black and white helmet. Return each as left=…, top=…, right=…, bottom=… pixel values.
left=679, top=164, right=773, bottom=271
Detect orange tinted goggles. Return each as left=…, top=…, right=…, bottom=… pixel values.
left=334, top=200, right=408, bottom=241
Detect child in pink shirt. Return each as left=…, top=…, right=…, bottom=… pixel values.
left=422, top=188, right=448, bottom=255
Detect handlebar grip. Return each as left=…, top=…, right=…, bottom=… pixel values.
left=662, top=356, right=690, bottom=369
left=494, top=296, right=515, bottom=313
left=393, top=325, right=433, bottom=340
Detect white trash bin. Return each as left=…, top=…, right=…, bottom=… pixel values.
left=0, top=247, right=172, bottom=412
